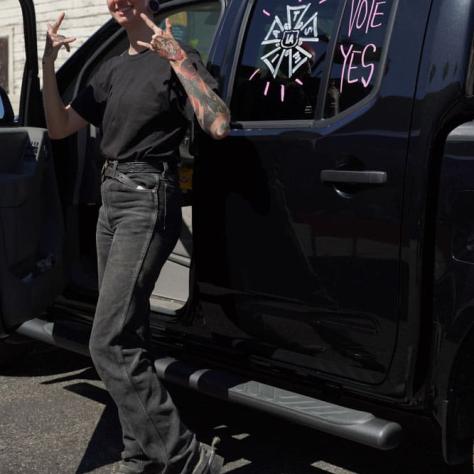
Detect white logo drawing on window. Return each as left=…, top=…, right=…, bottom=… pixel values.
left=261, top=4, right=319, bottom=79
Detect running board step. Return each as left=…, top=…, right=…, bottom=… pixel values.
left=15, top=317, right=91, bottom=358
left=154, top=356, right=402, bottom=450
left=15, top=318, right=401, bottom=450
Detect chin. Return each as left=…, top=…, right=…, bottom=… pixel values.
left=112, top=13, right=139, bottom=27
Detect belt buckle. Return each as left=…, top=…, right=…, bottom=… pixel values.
left=101, top=160, right=118, bottom=181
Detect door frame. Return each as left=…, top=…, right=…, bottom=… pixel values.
left=0, top=0, right=39, bottom=340
left=18, top=0, right=42, bottom=127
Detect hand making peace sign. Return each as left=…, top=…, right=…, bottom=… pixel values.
left=137, top=14, right=186, bottom=62
left=43, top=12, right=76, bottom=64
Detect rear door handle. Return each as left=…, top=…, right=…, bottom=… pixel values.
left=320, top=170, right=387, bottom=185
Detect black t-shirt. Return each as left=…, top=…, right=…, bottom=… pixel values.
left=70, top=44, right=218, bottom=162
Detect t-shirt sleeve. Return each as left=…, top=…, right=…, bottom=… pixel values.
left=173, top=45, right=220, bottom=122
left=69, top=62, right=109, bottom=128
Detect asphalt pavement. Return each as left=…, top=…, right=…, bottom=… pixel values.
left=0, top=342, right=472, bottom=474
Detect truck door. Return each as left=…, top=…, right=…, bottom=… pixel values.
left=194, top=0, right=432, bottom=386
left=0, top=0, right=65, bottom=336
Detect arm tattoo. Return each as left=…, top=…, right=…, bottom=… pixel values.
left=155, top=37, right=185, bottom=61
left=173, top=57, right=230, bottom=138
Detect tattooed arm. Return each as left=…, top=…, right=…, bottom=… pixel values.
left=170, top=54, right=230, bottom=140
left=138, top=15, right=231, bottom=140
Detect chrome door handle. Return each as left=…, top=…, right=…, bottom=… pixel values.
left=320, top=170, right=387, bottom=185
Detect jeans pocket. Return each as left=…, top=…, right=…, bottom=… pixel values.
left=120, top=172, right=160, bottom=192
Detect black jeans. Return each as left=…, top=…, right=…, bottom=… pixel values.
left=89, top=163, right=199, bottom=473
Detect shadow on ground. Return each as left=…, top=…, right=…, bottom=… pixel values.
left=0, top=341, right=90, bottom=377
left=3, top=345, right=473, bottom=474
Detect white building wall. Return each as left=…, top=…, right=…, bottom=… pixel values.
left=1, top=0, right=111, bottom=114
left=1, top=1, right=27, bottom=113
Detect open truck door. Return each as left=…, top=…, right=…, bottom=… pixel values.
left=0, top=0, right=64, bottom=340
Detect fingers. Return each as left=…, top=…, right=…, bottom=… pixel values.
left=140, top=12, right=159, bottom=33
left=165, top=18, right=173, bottom=36
left=63, top=37, right=76, bottom=48
left=63, top=36, right=76, bottom=52
left=47, top=34, right=76, bottom=52
left=47, top=22, right=56, bottom=37
left=52, top=12, right=65, bottom=34
left=151, top=30, right=164, bottom=44
left=136, top=40, right=152, bottom=50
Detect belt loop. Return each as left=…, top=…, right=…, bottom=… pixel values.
left=112, top=160, right=118, bottom=174
left=101, top=161, right=106, bottom=182
left=163, top=161, right=169, bottom=174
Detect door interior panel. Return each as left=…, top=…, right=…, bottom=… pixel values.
left=0, top=128, right=64, bottom=329
left=151, top=206, right=193, bottom=312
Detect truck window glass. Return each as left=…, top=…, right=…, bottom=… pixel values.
left=230, top=0, right=344, bottom=121
left=324, top=0, right=393, bottom=118
left=158, top=2, right=221, bottom=63
left=0, top=3, right=25, bottom=117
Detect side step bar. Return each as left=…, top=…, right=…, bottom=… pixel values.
left=15, top=317, right=91, bottom=358
left=154, top=356, right=401, bottom=450
left=16, top=317, right=401, bottom=450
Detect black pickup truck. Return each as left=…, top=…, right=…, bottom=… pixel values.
left=1, top=0, right=474, bottom=466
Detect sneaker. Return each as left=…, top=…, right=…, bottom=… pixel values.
left=191, top=436, right=224, bottom=474
left=116, top=460, right=160, bottom=474
left=117, top=460, right=143, bottom=474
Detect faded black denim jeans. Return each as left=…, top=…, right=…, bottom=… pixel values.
left=89, top=163, right=199, bottom=474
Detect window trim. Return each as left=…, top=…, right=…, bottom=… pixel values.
left=227, top=0, right=399, bottom=129
left=224, top=0, right=254, bottom=107
left=314, top=0, right=348, bottom=120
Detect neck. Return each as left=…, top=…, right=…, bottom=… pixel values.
left=125, top=22, right=152, bottom=54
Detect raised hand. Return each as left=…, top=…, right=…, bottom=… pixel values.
left=137, top=13, right=230, bottom=139
left=137, top=15, right=185, bottom=62
left=43, top=12, right=76, bottom=64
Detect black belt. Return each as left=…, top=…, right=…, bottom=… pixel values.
left=102, top=166, right=143, bottom=188
left=101, top=159, right=177, bottom=185
left=103, top=159, right=175, bottom=173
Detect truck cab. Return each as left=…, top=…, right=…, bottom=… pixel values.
left=1, top=0, right=474, bottom=465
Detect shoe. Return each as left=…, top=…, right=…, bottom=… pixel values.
left=191, top=436, right=224, bottom=474
left=117, top=460, right=143, bottom=474
left=116, top=460, right=160, bottom=474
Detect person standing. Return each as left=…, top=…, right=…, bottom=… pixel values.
left=41, top=1, right=230, bottom=473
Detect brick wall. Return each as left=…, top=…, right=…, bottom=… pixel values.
left=0, top=0, right=110, bottom=115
